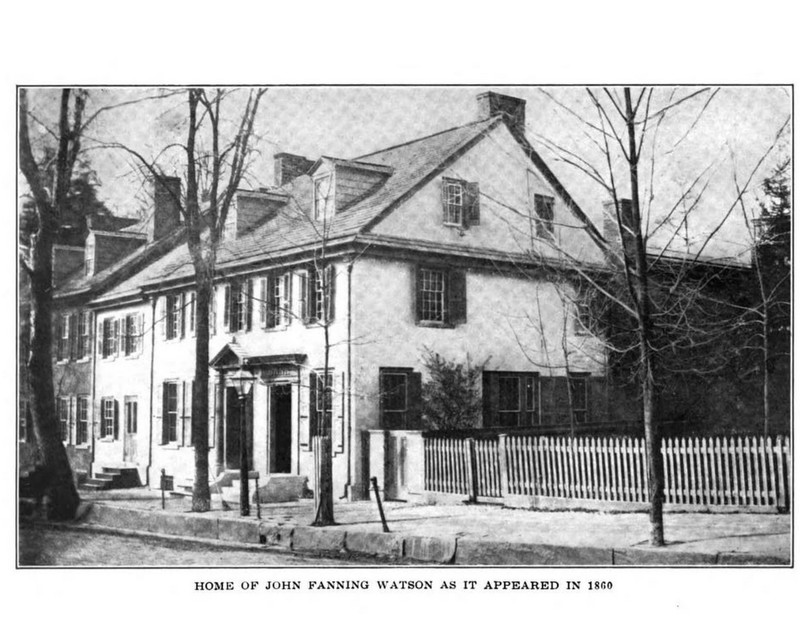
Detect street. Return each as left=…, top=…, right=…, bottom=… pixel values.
left=18, top=523, right=379, bottom=566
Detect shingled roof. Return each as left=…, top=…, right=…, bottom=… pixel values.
left=75, top=115, right=507, bottom=304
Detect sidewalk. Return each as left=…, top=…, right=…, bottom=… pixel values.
left=68, top=489, right=791, bottom=566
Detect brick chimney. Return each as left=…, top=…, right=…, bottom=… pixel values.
left=147, top=176, right=182, bottom=242
left=52, top=245, right=85, bottom=286
left=603, top=198, right=636, bottom=259
left=477, top=91, right=526, bottom=136
left=274, top=152, right=315, bottom=186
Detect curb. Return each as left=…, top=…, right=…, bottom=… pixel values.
left=79, top=503, right=790, bottom=566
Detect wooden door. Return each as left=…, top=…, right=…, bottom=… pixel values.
left=123, top=398, right=138, bottom=463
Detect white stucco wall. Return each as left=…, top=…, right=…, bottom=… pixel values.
left=372, top=124, right=604, bottom=265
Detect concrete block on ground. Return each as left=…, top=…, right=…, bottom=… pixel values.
left=455, top=539, right=613, bottom=566
left=256, top=475, right=308, bottom=503
left=160, top=512, right=219, bottom=539
left=292, top=526, right=346, bottom=553
left=716, top=552, right=789, bottom=566
left=612, top=547, right=717, bottom=566
left=345, top=530, right=404, bottom=558
left=259, top=524, right=294, bottom=549
left=84, top=504, right=158, bottom=533
left=217, top=518, right=260, bottom=543
left=403, top=535, right=456, bottom=564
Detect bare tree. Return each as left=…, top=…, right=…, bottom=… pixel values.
left=112, top=88, right=267, bottom=511
left=18, top=88, right=83, bottom=518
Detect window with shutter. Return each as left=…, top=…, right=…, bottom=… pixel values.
left=417, top=268, right=446, bottom=323
left=163, top=382, right=179, bottom=443
left=101, top=397, right=115, bottom=438
left=379, top=368, right=411, bottom=429
left=58, top=397, right=70, bottom=442
left=68, top=313, right=78, bottom=360
left=483, top=372, right=540, bottom=427
left=442, top=178, right=464, bottom=226
left=78, top=312, right=91, bottom=359
left=310, top=370, right=333, bottom=438
left=76, top=396, right=89, bottom=444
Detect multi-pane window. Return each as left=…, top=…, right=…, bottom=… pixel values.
left=166, top=294, right=182, bottom=340
left=484, top=372, right=539, bottom=427
left=534, top=194, right=555, bottom=241
left=312, top=371, right=333, bottom=437
left=58, top=397, right=70, bottom=442
left=123, top=313, right=142, bottom=356
left=187, top=292, right=196, bottom=334
left=57, top=314, right=70, bottom=361
left=262, top=273, right=292, bottom=328
left=419, top=269, right=446, bottom=322
left=225, top=281, right=252, bottom=332
left=568, top=373, right=589, bottom=425
left=101, top=398, right=115, bottom=439
left=304, top=266, right=334, bottom=325
left=76, top=397, right=89, bottom=445
left=314, top=175, right=334, bottom=221
left=102, top=317, right=118, bottom=358
left=163, top=382, right=179, bottom=443
left=125, top=397, right=138, bottom=434
left=78, top=312, right=91, bottom=359
left=443, top=180, right=464, bottom=226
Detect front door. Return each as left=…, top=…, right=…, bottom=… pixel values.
left=270, top=384, right=292, bottom=473
left=225, top=387, right=253, bottom=470
left=123, top=397, right=138, bottom=463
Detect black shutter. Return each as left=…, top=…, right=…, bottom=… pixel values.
left=407, top=371, right=422, bottom=429
left=482, top=372, right=497, bottom=428
left=180, top=293, right=186, bottom=338
left=307, top=266, right=318, bottom=324
left=553, top=376, right=571, bottom=426
left=309, top=371, right=318, bottom=439
left=245, top=279, right=253, bottom=331
left=223, top=285, right=231, bottom=331
left=448, top=269, right=467, bottom=325
left=113, top=399, right=120, bottom=440
left=326, top=265, right=335, bottom=322
left=465, top=182, right=480, bottom=226
left=266, top=275, right=277, bottom=328
left=414, top=265, right=422, bottom=323
left=441, top=178, right=449, bottom=224
left=160, top=384, right=169, bottom=444
left=68, top=313, right=78, bottom=360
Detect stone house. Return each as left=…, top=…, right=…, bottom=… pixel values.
left=44, top=92, right=617, bottom=499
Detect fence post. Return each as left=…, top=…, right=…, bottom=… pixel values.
left=467, top=438, right=478, bottom=503
left=497, top=434, right=509, bottom=499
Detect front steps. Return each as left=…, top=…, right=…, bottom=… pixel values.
left=170, top=471, right=308, bottom=504
left=81, top=466, right=141, bottom=491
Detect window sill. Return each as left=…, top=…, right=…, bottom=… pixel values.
left=416, top=320, right=455, bottom=329
left=160, top=443, right=183, bottom=450
left=99, top=437, right=116, bottom=443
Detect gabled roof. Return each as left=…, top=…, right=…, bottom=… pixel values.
left=86, top=116, right=508, bottom=303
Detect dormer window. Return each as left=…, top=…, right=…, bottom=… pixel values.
left=314, top=175, right=334, bottom=222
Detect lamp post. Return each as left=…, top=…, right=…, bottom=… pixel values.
left=231, top=365, right=255, bottom=517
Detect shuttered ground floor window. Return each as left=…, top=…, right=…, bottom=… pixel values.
left=483, top=372, right=539, bottom=427
left=379, top=368, right=422, bottom=429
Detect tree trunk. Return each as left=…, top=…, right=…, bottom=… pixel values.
left=27, top=225, right=80, bottom=520
left=625, top=88, right=665, bottom=546
left=191, top=260, right=213, bottom=511
left=312, top=301, right=335, bottom=526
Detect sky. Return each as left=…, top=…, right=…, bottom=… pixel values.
left=22, top=86, right=791, bottom=261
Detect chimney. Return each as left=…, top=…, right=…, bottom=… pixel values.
left=603, top=198, right=636, bottom=259
left=273, top=152, right=315, bottom=186
left=477, top=91, right=526, bottom=136
left=52, top=245, right=85, bottom=286
left=147, top=176, right=182, bottom=242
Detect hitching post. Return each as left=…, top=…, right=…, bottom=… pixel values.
left=371, top=476, right=390, bottom=533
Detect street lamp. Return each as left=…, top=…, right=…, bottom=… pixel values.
left=231, top=365, right=255, bottom=516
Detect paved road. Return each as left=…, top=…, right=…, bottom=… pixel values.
left=18, top=523, right=376, bottom=566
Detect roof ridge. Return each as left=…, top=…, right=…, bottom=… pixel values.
left=353, top=116, right=500, bottom=161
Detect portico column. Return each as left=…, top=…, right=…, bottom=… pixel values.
left=215, top=370, right=225, bottom=475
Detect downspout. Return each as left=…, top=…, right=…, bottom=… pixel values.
left=146, top=296, right=157, bottom=486
left=89, top=312, right=97, bottom=477
left=344, top=259, right=354, bottom=499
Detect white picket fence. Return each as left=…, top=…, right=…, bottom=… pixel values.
left=424, top=434, right=791, bottom=511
